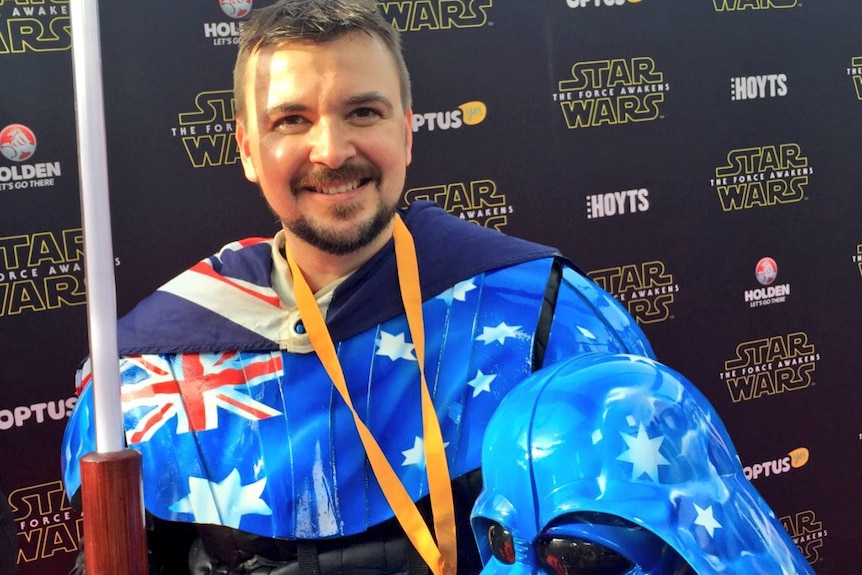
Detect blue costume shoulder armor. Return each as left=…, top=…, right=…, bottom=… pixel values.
left=62, top=203, right=653, bottom=544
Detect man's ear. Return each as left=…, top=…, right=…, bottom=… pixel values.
left=405, top=108, right=414, bottom=166
left=235, top=119, right=259, bottom=183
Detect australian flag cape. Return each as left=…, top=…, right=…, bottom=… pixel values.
left=116, top=201, right=563, bottom=355
left=63, top=201, right=653, bottom=540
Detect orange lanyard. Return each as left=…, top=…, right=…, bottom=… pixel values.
left=285, top=214, right=457, bottom=575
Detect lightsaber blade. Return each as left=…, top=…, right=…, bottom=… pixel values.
left=69, top=0, right=123, bottom=454
left=69, top=2, right=148, bottom=573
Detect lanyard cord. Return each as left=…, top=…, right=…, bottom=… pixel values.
left=285, top=214, right=457, bottom=575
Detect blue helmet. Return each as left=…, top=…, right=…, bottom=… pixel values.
left=471, top=354, right=815, bottom=575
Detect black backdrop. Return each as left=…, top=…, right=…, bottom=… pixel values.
left=1, top=1, right=858, bottom=573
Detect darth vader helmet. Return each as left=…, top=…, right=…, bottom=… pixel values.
left=471, top=354, right=815, bottom=575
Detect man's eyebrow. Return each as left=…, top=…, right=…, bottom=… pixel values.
left=264, top=102, right=307, bottom=117
left=346, top=92, right=394, bottom=112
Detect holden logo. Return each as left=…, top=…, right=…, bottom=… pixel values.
left=0, top=124, right=37, bottom=163
left=220, top=0, right=253, bottom=19
left=755, top=257, right=778, bottom=286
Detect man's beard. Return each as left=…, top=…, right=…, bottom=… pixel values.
left=283, top=162, right=396, bottom=256
left=285, top=198, right=396, bottom=255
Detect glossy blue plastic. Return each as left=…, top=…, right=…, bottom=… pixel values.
left=471, top=354, right=816, bottom=575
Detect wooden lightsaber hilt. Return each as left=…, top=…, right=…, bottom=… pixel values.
left=80, top=449, right=149, bottom=575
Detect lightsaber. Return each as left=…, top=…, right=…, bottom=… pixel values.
left=70, top=1, right=147, bottom=572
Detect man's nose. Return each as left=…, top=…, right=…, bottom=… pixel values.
left=308, top=119, right=356, bottom=168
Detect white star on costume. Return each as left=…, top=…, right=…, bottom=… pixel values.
left=375, top=331, right=416, bottom=361
left=616, top=424, right=670, bottom=482
left=694, top=504, right=723, bottom=537
left=476, top=322, right=523, bottom=345
left=467, top=369, right=497, bottom=398
left=437, top=279, right=477, bottom=304
left=170, top=469, right=272, bottom=528
left=401, top=436, right=450, bottom=467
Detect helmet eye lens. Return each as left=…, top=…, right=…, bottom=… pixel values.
left=487, top=522, right=516, bottom=564
left=536, top=536, right=634, bottom=575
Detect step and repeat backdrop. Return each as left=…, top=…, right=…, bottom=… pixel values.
left=1, top=1, right=859, bottom=573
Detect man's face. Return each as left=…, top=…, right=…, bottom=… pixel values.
left=236, top=32, right=413, bottom=255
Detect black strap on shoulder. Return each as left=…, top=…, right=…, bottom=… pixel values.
left=406, top=544, right=430, bottom=575
left=297, top=541, right=321, bottom=575
left=532, top=258, right=563, bottom=372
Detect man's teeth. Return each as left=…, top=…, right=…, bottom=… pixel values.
left=318, top=181, right=360, bottom=195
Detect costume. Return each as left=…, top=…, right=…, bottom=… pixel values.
left=62, top=201, right=653, bottom=574
left=472, top=354, right=816, bottom=575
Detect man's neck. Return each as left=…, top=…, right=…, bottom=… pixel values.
left=283, top=224, right=394, bottom=293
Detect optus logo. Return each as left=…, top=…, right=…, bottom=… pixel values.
left=743, top=447, right=809, bottom=480
left=412, top=101, right=487, bottom=132
left=0, top=124, right=37, bottom=162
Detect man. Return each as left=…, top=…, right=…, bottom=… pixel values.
left=62, top=1, right=653, bottom=574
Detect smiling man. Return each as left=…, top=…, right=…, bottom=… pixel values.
left=61, top=2, right=654, bottom=575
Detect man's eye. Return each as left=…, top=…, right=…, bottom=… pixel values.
left=274, top=115, right=305, bottom=129
left=351, top=107, right=382, bottom=121
left=487, top=522, right=515, bottom=564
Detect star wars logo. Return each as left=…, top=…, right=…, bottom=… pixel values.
left=0, top=0, right=70, bottom=54
left=780, top=509, right=826, bottom=564
left=731, top=73, right=788, bottom=101
left=403, top=179, right=513, bottom=230
left=10, top=481, right=82, bottom=562
left=553, top=57, right=669, bottom=129
left=586, top=188, right=649, bottom=219
left=412, top=101, right=487, bottom=132
left=377, top=0, right=493, bottom=32
left=711, top=143, right=812, bottom=211
left=713, top=0, right=797, bottom=11
left=743, top=446, right=809, bottom=481
left=586, top=260, right=678, bottom=324
left=847, top=57, right=862, bottom=100
left=0, top=228, right=87, bottom=317
left=172, top=90, right=239, bottom=169
left=720, top=331, right=820, bottom=403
